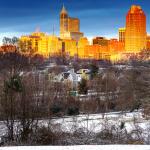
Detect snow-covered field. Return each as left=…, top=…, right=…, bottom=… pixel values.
left=0, top=145, right=150, bottom=150
left=0, top=110, right=150, bottom=144
left=38, top=110, right=150, bottom=133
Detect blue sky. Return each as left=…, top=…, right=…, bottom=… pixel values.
left=0, top=0, right=150, bottom=44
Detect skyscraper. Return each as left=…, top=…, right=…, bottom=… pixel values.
left=60, top=5, right=69, bottom=38
left=125, top=5, right=146, bottom=53
left=60, top=5, right=83, bottom=41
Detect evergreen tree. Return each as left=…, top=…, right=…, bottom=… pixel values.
left=90, top=63, right=99, bottom=79
left=78, top=78, right=88, bottom=95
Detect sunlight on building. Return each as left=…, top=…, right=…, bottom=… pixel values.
left=17, top=5, right=150, bottom=62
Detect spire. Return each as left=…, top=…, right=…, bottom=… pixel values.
left=63, top=3, right=65, bottom=9
left=61, top=4, right=67, bottom=14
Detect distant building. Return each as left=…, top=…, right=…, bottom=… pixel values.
left=108, top=39, right=124, bottom=53
left=91, top=37, right=125, bottom=61
left=84, top=45, right=106, bottom=60
left=20, top=32, right=61, bottom=57
left=68, top=17, right=80, bottom=32
left=17, top=4, right=149, bottom=61
left=93, top=37, right=109, bottom=47
left=76, top=69, right=91, bottom=80
left=56, top=69, right=90, bottom=88
left=60, top=5, right=83, bottom=41
left=119, top=28, right=126, bottom=43
left=92, top=37, right=109, bottom=57
left=48, top=35, right=61, bottom=56
left=146, top=35, right=150, bottom=49
left=60, top=38, right=77, bottom=57
left=78, top=37, right=89, bottom=58
left=125, top=5, right=146, bottom=53
left=0, top=45, right=17, bottom=53
left=20, top=32, right=48, bottom=56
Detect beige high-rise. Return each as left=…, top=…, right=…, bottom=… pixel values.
left=60, top=5, right=83, bottom=41
left=60, top=5, right=69, bottom=38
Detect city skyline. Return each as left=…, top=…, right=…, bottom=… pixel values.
left=0, top=0, right=150, bottom=44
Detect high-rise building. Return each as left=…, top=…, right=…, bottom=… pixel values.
left=125, top=5, right=146, bottom=53
left=119, top=28, right=126, bottom=42
left=68, top=17, right=80, bottom=32
left=60, top=5, right=69, bottom=38
left=60, top=5, right=83, bottom=41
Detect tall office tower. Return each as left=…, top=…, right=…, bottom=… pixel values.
left=119, top=28, right=126, bottom=42
left=60, top=5, right=83, bottom=41
left=60, top=5, right=69, bottom=38
left=68, top=17, right=80, bottom=32
left=125, top=5, right=146, bottom=53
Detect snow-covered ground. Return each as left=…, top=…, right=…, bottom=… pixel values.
left=0, top=110, right=149, bottom=141
left=0, top=145, right=150, bottom=150
left=38, top=110, right=150, bottom=134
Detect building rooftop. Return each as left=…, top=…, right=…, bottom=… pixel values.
left=130, top=5, right=143, bottom=13
left=119, top=28, right=126, bottom=31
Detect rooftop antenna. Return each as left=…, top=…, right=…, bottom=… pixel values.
left=52, top=24, right=55, bottom=36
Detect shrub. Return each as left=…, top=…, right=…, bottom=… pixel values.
left=67, top=106, right=79, bottom=116
left=50, top=102, right=64, bottom=117
left=34, top=127, right=59, bottom=145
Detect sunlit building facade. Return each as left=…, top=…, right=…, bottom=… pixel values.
left=119, top=28, right=126, bottom=43
left=20, top=32, right=63, bottom=57
left=17, top=4, right=149, bottom=61
left=61, top=39, right=77, bottom=57
left=0, top=45, right=17, bottom=53
left=84, top=45, right=101, bottom=60
left=60, top=5, right=83, bottom=41
left=108, top=39, right=125, bottom=53
left=20, top=32, right=49, bottom=57
left=93, top=37, right=109, bottom=47
left=48, top=35, right=61, bottom=56
left=83, top=44, right=111, bottom=60
left=146, top=35, right=150, bottom=49
left=68, top=17, right=80, bottom=32
left=125, top=5, right=146, bottom=53
left=78, top=37, right=89, bottom=58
